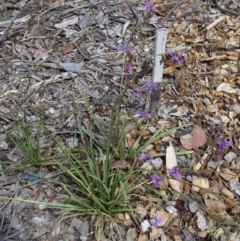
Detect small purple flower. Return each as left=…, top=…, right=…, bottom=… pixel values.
left=119, top=44, right=132, bottom=55
left=135, top=110, right=151, bottom=119
left=150, top=215, right=164, bottom=228
left=218, top=138, right=232, bottom=152
left=177, top=54, right=184, bottom=65
left=166, top=48, right=184, bottom=65
left=151, top=175, right=164, bottom=188
left=133, top=91, right=141, bottom=99
left=169, top=166, right=182, bottom=180
left=139, top=153, right=153, bottom=162
left=124, top=63, right=133, bottom=73
left=133, top=80, right=158, bottom=100
left=166, top=48, right=174, bottom=53
left=145, top=0, right=156, bottom=14
left=140, top=80, right=158, bottom=95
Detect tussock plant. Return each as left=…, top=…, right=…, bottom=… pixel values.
left=1, top=112, right=43, bottom=169
left=0, top=82, right=188, bottom=239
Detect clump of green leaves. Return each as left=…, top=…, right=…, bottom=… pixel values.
left=48, top=82, right=186, bottom=236
left=3, top=112, right=43, bottom=168
left=52, top=105, right=140, bottom=216
left=0, top=9, right=12, bottom=21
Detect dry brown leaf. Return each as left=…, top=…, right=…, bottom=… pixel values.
left=33, top=48, right=46, bottom=58
left=115, top=213, right=133, bottom=226
left=214, top=172, right=223, bottom=185
left=200, top=186, right=219, bottom=197
left=125, top=133, right=133, bottom=148
left=192, top=176, right=209, bottom=192
left=214, top=228, right=224, bottom=240
left=169, top=179, right=183, bottom=193
left=62, top=43, right=74, bottom=54
left=163, top=66, right=177, bottom=76
left=219, top=168, right=237, bottom=181
left=49, top=0, right=64, bottom=8
left=221, top=187, right=234, bottom=199
left=179, top=133, right=193, bottom=150
left=137, top=234, right=148, bottom=241
left=173, top=235, right=183, bottom=241
left=191, top=126, right=207, bottom=151
left=170, top=105, right=189, bottom=116
left=204, top=199, right=226, bottom=212
left=166, top=141, right=183, bottom=193
left=192, top=101, right=206, bottom=116
left=180, top=125, right=207, bottom=151
left=149, top=228, right=163, bottom=239
left=224, top=197, right=237, bottom=208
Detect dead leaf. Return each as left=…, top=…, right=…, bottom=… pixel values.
left=163, top=66, right=177, bottom=76
left=170, top=105, right=189, bottom=116
left=138, top=234, right=148, bottom=241
left=192, top=176, right=209, bottom=192
left=219, top=168, right=237, bottom=181
left=33, top=48, right=46, bottom=58
left=179, top=133, right=193, bottom=150
left=221, top=187, right=234, bottom=199
left=180, top=125, right=207, bottom=151
left=115, top=213, right=133, bottom=226
left=49, top=0, right=63, bottom=9
left=216, top=83, right=236, bottom=94
left=169, top=179, right=183, bottom=193
left=214, top=228, right=224, bottom=240
left=192, top=101, right=206, bottom=116
left=62, top=43, right=74, bottom=54
left=149, top=227, right=163, bottom=239
left=166, top=141, right=183, bottom=193
left=204, top=199, right=226, bottom=212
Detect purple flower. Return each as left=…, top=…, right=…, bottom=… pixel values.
left=133, top=91, right=141, bottom=99
left=140, top=80, right=158, bottom=95
left=133, top=80, right=158, bottom=100
left=119, top=44, right=132, bottom=55
left=166, top=48, right=184, bottom=65
left=124, top=63, right=133, bottom=73
left=169, top=166, right=182, bottom=180
left=150, top=215, right=164, bottom=228
left=151, top=175, right=164, bottom=188
left=218, top=138, right=232, bottom=152
left=135, top=110, right=151, bottom=119
left=139, top=153, right=153, bottom=162
left=145, top=0, right=156, bottom=14
left=177, top=55, right=184, bottom=65
left=166, top=48, right=174, bottom=53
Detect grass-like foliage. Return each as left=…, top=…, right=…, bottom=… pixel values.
left=0, top=83, right=185, bottom=239
left=50, top=87, right=142, bottom=219
left=0, top=78, right=191, bottom=240
left=1, top=111, right=43, bottom=169
left=46, top=85, right=187, bottom=237
left=0, top=9, right=12, bottom=21
left=52, top=115, right=140, bottom=216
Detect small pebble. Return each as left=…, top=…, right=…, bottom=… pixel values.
left=151, top=157, right=163, bottom=170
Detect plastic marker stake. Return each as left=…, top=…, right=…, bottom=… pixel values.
left=151, top=27, right=168, bottom=113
